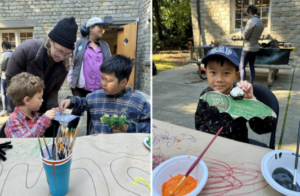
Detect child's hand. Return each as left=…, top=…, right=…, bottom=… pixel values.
left=51, top=107, right=62, bottom=112
left=45, top=109, right=56, bottom=120
left=112, top=123, right=128, bottom=133
left=59, top=99, right=71, bottom=111
left=236, top=81, right=255, bottom=99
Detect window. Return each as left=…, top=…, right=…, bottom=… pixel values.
left=20, top=32, right=33, bottom=44
left=232, top=0, right=270, bottom=31
left=2, top=33, right=16, bottom=49
left=0, top=29, right=33, bottom=52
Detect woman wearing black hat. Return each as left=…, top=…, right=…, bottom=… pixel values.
left=5, top=17, right=78, bottom=137
left=67, top=17, right=111, bottom=133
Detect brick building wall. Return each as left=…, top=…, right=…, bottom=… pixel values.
left=0, top=0, right=150, bottom=93
left=136, top=0, right=151, bottom=94
left=191, top=0, right=300, bottom=67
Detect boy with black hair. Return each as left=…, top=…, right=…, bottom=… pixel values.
left=60, top=54, right=150, bottom=134
left=195, top=46, right=274, bottom=143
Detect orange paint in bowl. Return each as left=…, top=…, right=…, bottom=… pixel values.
left=162, top=174, right=198, bottom=196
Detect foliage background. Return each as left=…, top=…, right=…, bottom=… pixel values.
left=153, top=0, right=193, bottom=50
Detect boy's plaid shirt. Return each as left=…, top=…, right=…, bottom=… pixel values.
left=5, top=107, right=51, bottom=138
left=68, top=87, right=150, bottom=134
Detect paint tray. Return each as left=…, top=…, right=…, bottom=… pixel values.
left=261, top=150, right=300, bottom=196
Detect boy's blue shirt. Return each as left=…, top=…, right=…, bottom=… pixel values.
left=68, top=86, right=150, bottom=134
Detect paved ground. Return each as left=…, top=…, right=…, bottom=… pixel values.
left=0, top=81, right=150, bottom=137
left=153, top=64, right=300, bottom=151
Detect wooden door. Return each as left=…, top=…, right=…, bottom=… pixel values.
left=116, top=22, right=138, bottom=90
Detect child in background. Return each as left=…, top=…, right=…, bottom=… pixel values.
left=5, top=73, right=56, bottom=138
left=195, top=46, right=274, bottom=143
left=59, top=54, right=150, bottom=134
left=0, top=41, right=13, bottom=116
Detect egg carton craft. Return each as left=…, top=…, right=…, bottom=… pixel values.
left=200, top=87, right=277, bottom=120
left=101, top=106, right=137, bottom=129
left=101, top=114, right=137, bottom=129
left=146, top=135, right=151, bottom=147
left=230, top=87, right=244, bottom=100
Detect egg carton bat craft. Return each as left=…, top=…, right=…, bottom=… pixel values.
left=200, top=87, right=277, bottom=120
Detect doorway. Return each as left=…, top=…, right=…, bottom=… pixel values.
left=101, top=21, right=138, bottom=90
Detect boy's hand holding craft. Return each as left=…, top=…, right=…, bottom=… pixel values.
left=100, top=115, right=127, bottom=132
left=45, top=109, right=56, bottom=120
left=236, top=80, right=255, bottom=99
left=59, top=99, right=71, bottom=111
left=101, top=113, right=136, bottom=133
left=52, top=107, right=62, bottom=112
left=112, top=122, right=128, bottom=133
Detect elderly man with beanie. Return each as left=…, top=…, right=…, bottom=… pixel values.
left=240, top=4, right=264, bottom=84
left=5, top=17, right=78, bottom=137
left=67, top=17, right=111, bottom=134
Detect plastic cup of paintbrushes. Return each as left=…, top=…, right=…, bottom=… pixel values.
left=152, top=155, right=208, bottom=196
left=40, top=143, right=73, bottom=196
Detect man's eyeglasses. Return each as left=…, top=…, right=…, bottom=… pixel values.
left=53, top=41, right=72, bottom=57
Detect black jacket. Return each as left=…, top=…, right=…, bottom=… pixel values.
left=6, top=39, right=68, bottom=112
left=195, top=86, right=275, bottom=143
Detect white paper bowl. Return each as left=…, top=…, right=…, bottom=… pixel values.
left=261, top=150, right=300, bottom=196
left=152, top=155, right=208, bottom=196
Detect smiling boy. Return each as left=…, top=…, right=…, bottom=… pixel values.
left=195, top=46, right=257, bottom=143
left=59, top=54, right=150, bottom=134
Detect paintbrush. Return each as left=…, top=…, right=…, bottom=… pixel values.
left=172, top=126, right=224, bottom=195
left=60, top=140, right=64, bottom=159
left=63, top=128, right=69, bottom=147
left=63, top=130, right=69, bottom=155
left=52, top=125, right=56, bottom=160
left=56, top=138, right=61, bottom=160
left=61, top=128, right=68, bottom=159
left=293, top=122, right=300, bottom=188
left=55, top=125, right=61, bottom=146
left=56, top=129, right=63, bottom=160
left=61, top=128, right=67, bottom=148
left=67, top=128, right=74, bottom=156
left=38, top=136, right=44, bottom=158
left=70, top=113, right=84, bottom=154
left=66, top=130, right=71, bottom=157
left=42, top=135, right=52, bottom=160
left=59, top=145, right=64, bottom=159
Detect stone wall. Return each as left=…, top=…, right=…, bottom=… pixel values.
left=191, top=0, right=231, bottom=47
left=191, top=0, right=300, bottom=67
left=0, top=0, right=150, bottom=92
left=135, top=0, right=151, bottom=94
left=270, top=0, right=300, bottom=66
